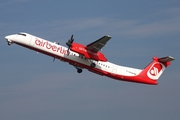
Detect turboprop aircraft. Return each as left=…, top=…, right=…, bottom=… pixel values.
left=5, top=32, right=175, bottom=85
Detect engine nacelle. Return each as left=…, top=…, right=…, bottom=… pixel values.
left=70, top=42, right=107, bottom=62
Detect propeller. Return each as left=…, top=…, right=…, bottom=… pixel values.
left=53, top=57, right=55, bottom=62
left=66, top=34, right=74, bottom=55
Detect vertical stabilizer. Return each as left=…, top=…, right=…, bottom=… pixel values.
left=139, top=56, right=175, bottom=84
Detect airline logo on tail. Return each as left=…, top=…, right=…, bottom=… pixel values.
left=147, top=62, right=165, bottom=80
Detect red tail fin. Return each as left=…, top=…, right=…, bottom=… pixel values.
left=139, top=56, right=175, bottom=84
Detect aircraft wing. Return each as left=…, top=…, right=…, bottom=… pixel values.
left=86, top=35, right=111, bottom=53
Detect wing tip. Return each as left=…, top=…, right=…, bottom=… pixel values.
left=106, top=35, right=111, bottom=38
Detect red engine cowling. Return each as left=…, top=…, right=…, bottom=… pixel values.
left=70, top=42, right=107, bottom=62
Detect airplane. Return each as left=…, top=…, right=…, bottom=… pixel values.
left=5, top=32, right=175, bottom=85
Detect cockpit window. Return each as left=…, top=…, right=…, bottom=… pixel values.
left=18, top=33, right=26, bottom=36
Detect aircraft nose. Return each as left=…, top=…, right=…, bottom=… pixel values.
left=5, top=35, right=15, bottom=41
left=5, top=35, right=8, bottom=39
left=5, top=35, right=12, bottom=40
left=5, top=35, right=14, bottom=45
left=5, top=35, right=9, bottom=40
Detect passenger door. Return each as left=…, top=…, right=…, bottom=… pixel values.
left=111, top=65, right=117, bottom=75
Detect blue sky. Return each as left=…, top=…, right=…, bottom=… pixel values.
left=0, top=0, right=180, bottom=120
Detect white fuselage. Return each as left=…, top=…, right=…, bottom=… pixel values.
left=5, top=33, right=143, bottom=82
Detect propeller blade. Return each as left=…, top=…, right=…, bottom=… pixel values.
left=66, top=34, right=74, bottom=56
left=53, top=57, right=55, bottom=62
left=71, top=34, right=74, bottom=42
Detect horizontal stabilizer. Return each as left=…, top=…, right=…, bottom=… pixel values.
left=158, top=56, right=175, bottom=63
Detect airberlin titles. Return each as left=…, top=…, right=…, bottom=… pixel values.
left=35, top=38, right=99, bottom=58
left=35, top=38, right=67, bottom=55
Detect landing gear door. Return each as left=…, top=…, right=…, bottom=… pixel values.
left=28, top=35, right=32, bottom=45
left=112, top=65, right=117, bottom=75
left=29, top=35, right=35, bottom=46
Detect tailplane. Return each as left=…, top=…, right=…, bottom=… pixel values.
left=139, top=56, right=175, bottom=85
